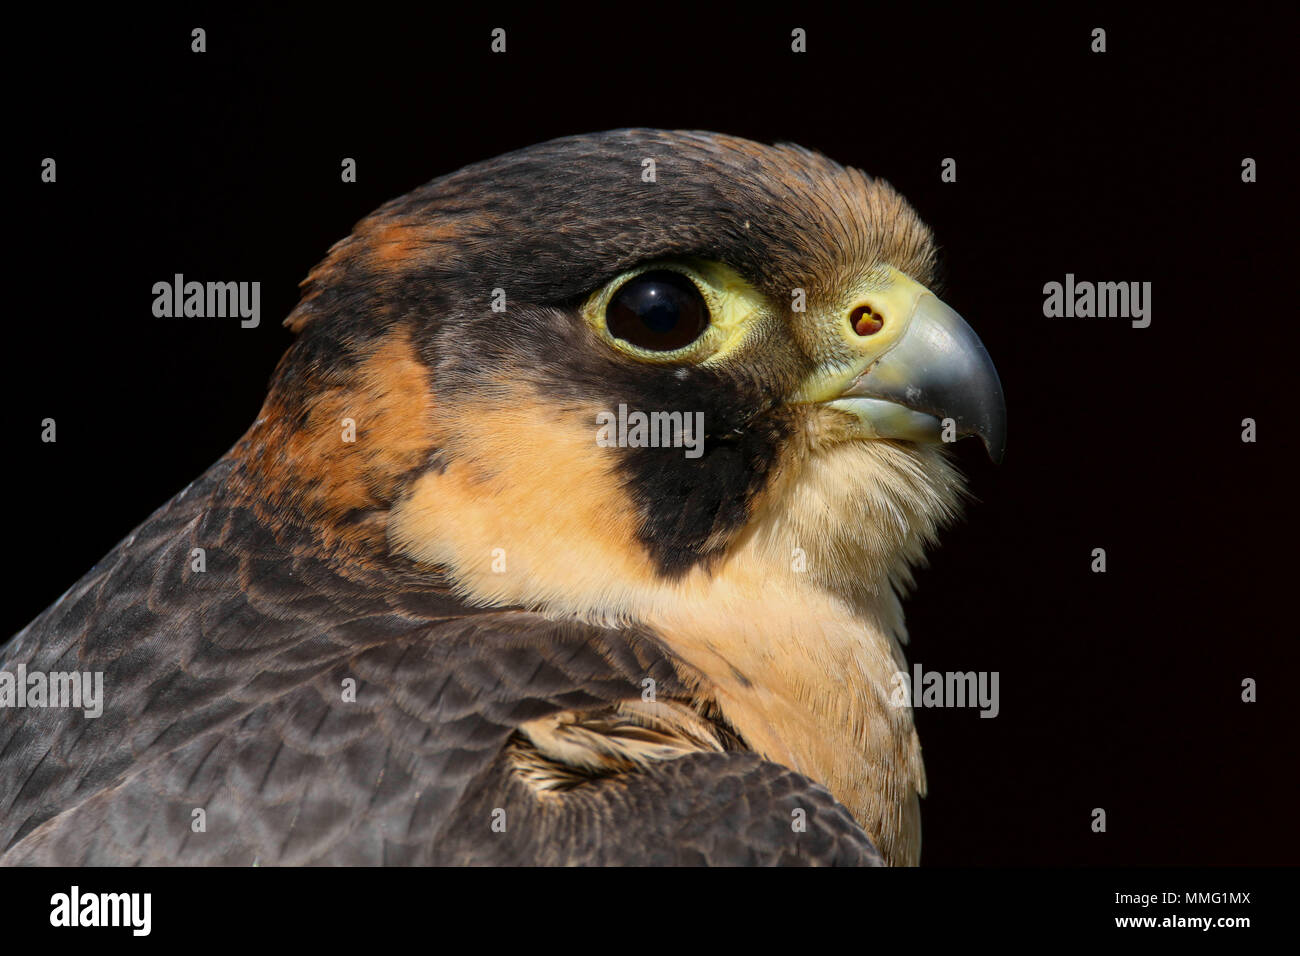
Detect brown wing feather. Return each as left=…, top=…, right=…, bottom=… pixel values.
left=0, top=458, right=879, bottom=865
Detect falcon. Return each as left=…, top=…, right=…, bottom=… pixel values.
left=0, top=130, right=1004, bottom=866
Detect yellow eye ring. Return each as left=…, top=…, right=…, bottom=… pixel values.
left=582, top=259, right=766, bottom=365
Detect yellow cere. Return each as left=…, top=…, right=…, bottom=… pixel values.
left=791, top=266, right=932, bottom=404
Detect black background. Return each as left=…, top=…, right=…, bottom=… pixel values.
left=8, top=7, right=1297, bottom=866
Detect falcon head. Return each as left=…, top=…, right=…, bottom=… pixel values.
left=247, top=129, right=1004, bottom=615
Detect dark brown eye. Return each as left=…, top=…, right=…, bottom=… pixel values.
left=606, top=270, right=710, bottom=352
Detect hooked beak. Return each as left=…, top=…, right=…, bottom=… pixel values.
left=797, top=268, right=1006, bottom=463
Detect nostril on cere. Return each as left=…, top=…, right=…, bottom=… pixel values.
left=851, top=305, right=884, bottom=336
